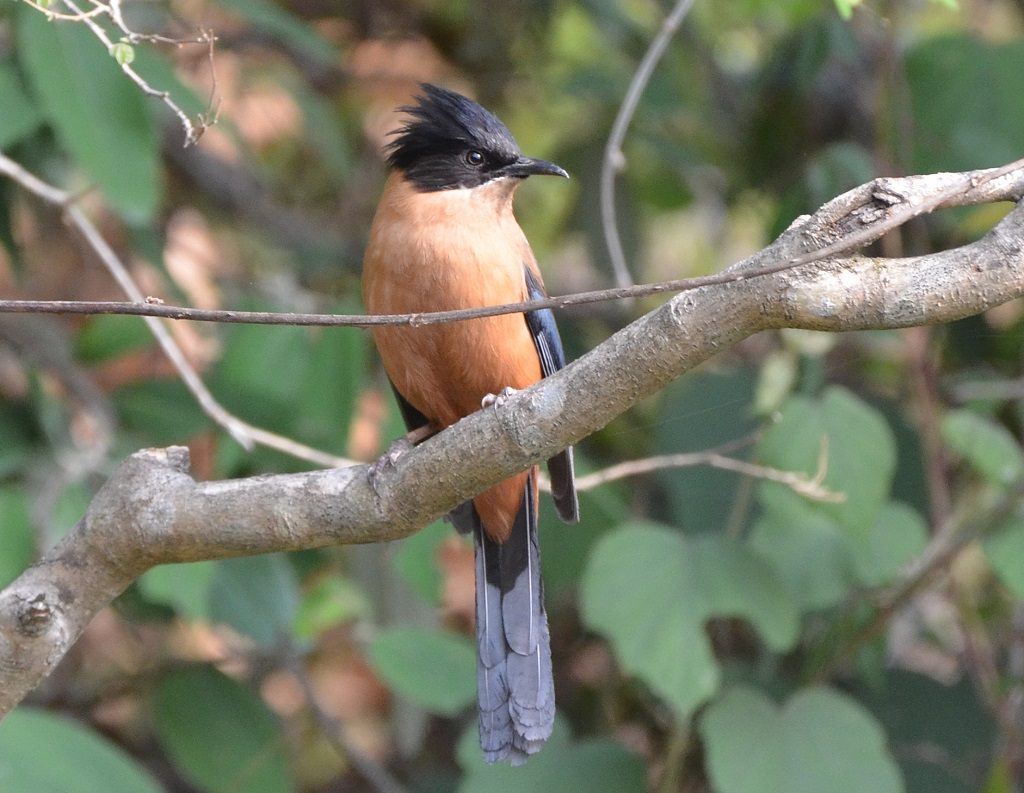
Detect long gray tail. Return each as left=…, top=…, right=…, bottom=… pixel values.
left=473, top=474, right=554, bottom=764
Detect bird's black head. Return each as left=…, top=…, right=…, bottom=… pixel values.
left=385, top=84, right=568, bottom=192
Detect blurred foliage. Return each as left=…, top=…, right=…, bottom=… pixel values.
left=1, top=0, right=1024, bottom=791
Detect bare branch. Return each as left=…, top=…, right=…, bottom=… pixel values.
left=287, top=653, right=409, bottom=793
left=601, top=0, right=697, bottom=287
left=572, top=435, right=844, bottom=503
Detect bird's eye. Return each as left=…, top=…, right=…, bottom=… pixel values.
left=465, top=150, right=484, bottom=167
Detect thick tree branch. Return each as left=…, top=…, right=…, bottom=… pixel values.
left=1, top=171, right=1023, bottom=718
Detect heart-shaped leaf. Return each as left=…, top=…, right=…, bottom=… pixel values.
left=700, top=686, right=903, bottom=793
left=581, top=523, right=798, bottom=718
left=758, top=387, right=896, bottom=532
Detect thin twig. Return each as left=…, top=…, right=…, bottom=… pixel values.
left=286, top=653, right=409, bottom=793
left=21, top=0, right=106, bottom=21
left=950, top=377, right=1024, bottom=402
left=601, top=0, right=697, bottom=288
left=24, top=0, right=217, bottom=144
left=571, top=435, right=844, bottom=503
left=656, top=722, right=692, bottom=793
left=0, top=151, right=352, bottom=469
left=0, top=155, right=69, bottom=204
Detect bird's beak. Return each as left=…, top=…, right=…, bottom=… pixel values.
left=504, top=156, right=569, bottom=179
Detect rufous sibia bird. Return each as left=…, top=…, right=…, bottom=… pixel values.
left=362, top=84, right=578, bottom=763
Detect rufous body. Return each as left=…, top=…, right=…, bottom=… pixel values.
left=363, top=172, right=544, bottom=541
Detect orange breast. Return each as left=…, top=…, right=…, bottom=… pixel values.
left=363, top=174, right=544, bottom=541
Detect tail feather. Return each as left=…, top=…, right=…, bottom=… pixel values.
left=507, top=616, right=554, bottom=744
left=473, top=472, right=554, bottom=764
left=547, top=447, right=579, bottom=524
left=497, top=501, right=542, bottom=655
left=477, top=662, right=513, bottom=759
left=475, top=521, right=507, bottom=668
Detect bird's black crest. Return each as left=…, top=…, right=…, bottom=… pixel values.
left=385, top=84, right=523, bottom=191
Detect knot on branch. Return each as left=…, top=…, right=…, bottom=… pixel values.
left=17, top=593, right=54, bottom=638
left=0, top=586, right=71, bottom=681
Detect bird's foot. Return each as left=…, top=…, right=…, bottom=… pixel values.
left=367, top=425, right=438, bottom=494
left=367, top=436, right=413, bottom=493
left=481, top=386, right=518, bottom=409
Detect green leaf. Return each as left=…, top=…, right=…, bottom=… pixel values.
left=0, top=707, right=162, bottom=793
left=700, top=686, right=903, bottom=793
left=138, top=561, right=217, bottom=620
left=751, top=490, right=926, bottom=609
left=539, top=451, right=631, bottom=598
left=580, top=523, right=799, bottom=718
left=0, top=61, right=43, bottom=148
left=754, top=349, right=798, bottom=416
left=128, top=44, right=208, bottom=121
left=759, top=387, right=896, bottom=531
left=293, top=574, right=370, bottom=639
left=367, top=626, right=476, bottom=716
left=214, top=316, right=365, bottom=451
left=0, top=486, right=33, bottom=588
left=846, top=501, right=927, bottom=587
left=749, top=490, right=852, bottom=610
left=112, top=380, right=209, bottom=444
left=0, top=404, right=35, bottom=478
left=75, top=315, right=153, bottom=363
left=942, top=409, right=1024, bottom=486
left=906, top=37, right=1024, bottom=173
left=214, top=321, right=308, bottom=428
left=984, top=516, right=1024, bottom=598
left=109, top=41, right=135, bottom=66
left=818, top=387, right=896, bottom=529
left=391, top=520, right=451, bottom=605
left=217, top=0, right=337, bottom=65
left=753, top=390, right=916, bottom=605
left=17, top=7, right=159, bottom=222
left=153, top=666, right=294, bottom=793
left=654, top=369, right=759, bottom=533
left=208, top=555, right=300, bottom=646
left=833, top=0, right=862, bottom=19
left=293, top=321, right=367, bottom=449
left=457, top=718, right=646, bottom=793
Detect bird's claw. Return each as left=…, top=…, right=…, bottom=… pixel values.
left=367, top=436, right=414, bottom=494
left=482, top=386, right=518, bottom=409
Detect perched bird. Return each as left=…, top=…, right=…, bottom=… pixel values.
left=362, top=84, right=578, bottom=763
